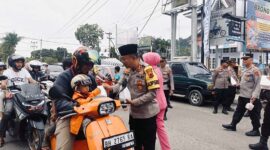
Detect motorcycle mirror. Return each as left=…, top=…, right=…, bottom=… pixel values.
left=0, top=75, right=8, bottom=81
left=39, top=75, right=48, bottom=82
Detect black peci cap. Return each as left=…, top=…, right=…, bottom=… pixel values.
left=118, top=44, right=138, bottom=56
left=241, top=53, right=253, bottom=59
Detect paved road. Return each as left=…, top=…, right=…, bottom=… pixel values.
left=2, top=98, right=269, bottom=150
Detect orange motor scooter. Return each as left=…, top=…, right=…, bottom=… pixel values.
left=49, top=86, right=135, bottom=150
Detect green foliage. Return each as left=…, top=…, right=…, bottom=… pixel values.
left=43, top=57, right=58, bottom=64
left=30, top=47, right=71, bottom=63
left=110, top=47, right=118, bottom=59
left=75, top=24, right=104, bottom=50
left=0, top=32, right=21, bottom=62
left=176, top=38, right=191, bottom=56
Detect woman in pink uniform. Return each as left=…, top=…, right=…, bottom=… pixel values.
left=143, top=52, right=171, bottom=150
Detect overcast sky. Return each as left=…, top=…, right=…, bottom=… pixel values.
left=0, top=0, right=201, bottom=57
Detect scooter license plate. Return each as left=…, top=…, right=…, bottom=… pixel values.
left=102, top=131, right=135, bottom=150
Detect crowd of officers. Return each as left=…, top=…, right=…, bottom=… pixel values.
left=212, top=53, right=270, bottom=150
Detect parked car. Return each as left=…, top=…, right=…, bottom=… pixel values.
left=169, top=61, right=214, bottom=106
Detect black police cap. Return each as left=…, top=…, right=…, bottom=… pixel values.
left=118, top=44, right=138, bottom=56
left=241, top=53, right=253, bottom=59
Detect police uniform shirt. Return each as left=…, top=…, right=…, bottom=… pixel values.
left=239, top=65, right=261, bottom=99
left=160, top=66, right=174, bottom=91
left=212, top=66, right=230, bottom=89
left=112, top=64, right=159, bottom=119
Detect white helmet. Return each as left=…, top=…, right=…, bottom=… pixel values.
left=71, top=74, right=92, bottom=90
left=29, top=60, right=42, bottom=70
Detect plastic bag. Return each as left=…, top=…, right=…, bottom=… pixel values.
left=119, top=87, right=131, bottom=102
left=97, top=86, right=108, bottom=97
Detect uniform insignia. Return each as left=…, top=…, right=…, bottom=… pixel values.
left=136, top=80, right=143, bottom=91
left=254, top=70, right=260, bottom=77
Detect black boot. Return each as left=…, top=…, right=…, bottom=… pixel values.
left=222, top=123, right=236, bottom=131
left=246, top=129, right=261, bottom=137
left=249, top=136, right=268, bottom=150
left=222, top=108, right=229, bottom=115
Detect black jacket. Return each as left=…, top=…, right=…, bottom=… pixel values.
left=53, top=68, right=97, bottom=115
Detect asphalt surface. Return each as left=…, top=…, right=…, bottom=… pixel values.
left=2, top=98, right=270, bottom=150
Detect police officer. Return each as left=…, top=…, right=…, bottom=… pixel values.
left=249, top=100, right=270, bottom=149
left=225, top=59, right=240, bottom=111
left=212, top=59, right=230, bottom=114
left=222, top=53, right=262, bottom=137
left=249, top=76, right=270, bottom=149
left=103, top=44, right=159, bottom=150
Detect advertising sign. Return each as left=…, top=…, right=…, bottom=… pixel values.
left=203, top=0, right=212, bottom=55
left=246, top=0, right=270, bottom=50
left=210, top=7, right=236, bottom=45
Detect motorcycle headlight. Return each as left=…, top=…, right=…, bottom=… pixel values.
left=98, top=101, right=116, bottom=116
left=22, top=100, right=45, bottom=112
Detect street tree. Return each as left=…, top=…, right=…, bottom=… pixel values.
left=0, top=32, right=22, bottom=61
left=75, top=24, right=104, bottom=51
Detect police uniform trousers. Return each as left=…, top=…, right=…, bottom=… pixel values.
left=225, top=86, right=237, bottom=108
left=232, top=97, right=262, bottom=129
left=129, top=115, right=157, bottom=150
left=262, top=102, right=270, bottom=137
left=214, top=88, right=228, bottom=108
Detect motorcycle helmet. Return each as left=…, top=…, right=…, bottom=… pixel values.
left=0, top=62, right=6, bottom=70
left=8, top=54, right=25, bottom=71
left=29, top=60, right=42, bottom=71
left=72, top=47, right=95, bottom=73
left=71, top=74, right=92, bottom=90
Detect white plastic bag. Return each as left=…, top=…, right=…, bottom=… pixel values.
left=97, top=86, right=108, bottom=97
left=119, top=87, right=131, bottom=102
left=230, top=76, right=237, bottom=86
left=260, top=75, right=270, bottom=90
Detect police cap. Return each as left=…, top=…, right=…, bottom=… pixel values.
left=241, top=53, right=253, bottom=59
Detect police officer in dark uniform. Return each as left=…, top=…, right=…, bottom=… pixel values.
left=222, top=54, right=262, bottom=137
left=104, top=44, right=160, bottom=150
left=249, top=84, right=270, bottom=149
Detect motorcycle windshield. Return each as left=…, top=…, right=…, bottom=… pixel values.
left=19, top=84, right=44, bottom=101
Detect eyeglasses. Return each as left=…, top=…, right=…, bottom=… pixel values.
left=160, top=60, right=165, bottom=63
left=242, top=58, right=249, bottom=60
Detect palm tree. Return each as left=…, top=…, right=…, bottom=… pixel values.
left=0, top=32, right=22, bottom=62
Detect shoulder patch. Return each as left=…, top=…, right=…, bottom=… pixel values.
left=144, top=66, right=160, bottom=90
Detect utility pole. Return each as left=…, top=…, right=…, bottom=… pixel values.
left=171, top=12, right=177, bottom=61
left=40, top=39, right=43, bottom=61
left=191, top=0, right=198, bottom=62
left=115, top=24, right=118, bottom=53
left=106, top=32, right=113, bottom=57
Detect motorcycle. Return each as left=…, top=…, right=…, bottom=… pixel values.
left=0, top=75, right=48, bottom=150
left=49, top=85, right=135, bottom=150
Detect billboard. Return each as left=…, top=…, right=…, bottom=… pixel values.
left=246, top=0, right=270, bottom=50
left=210, top=7, right=236, bottom=45
left=172, top=0, right=190, bottom=8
